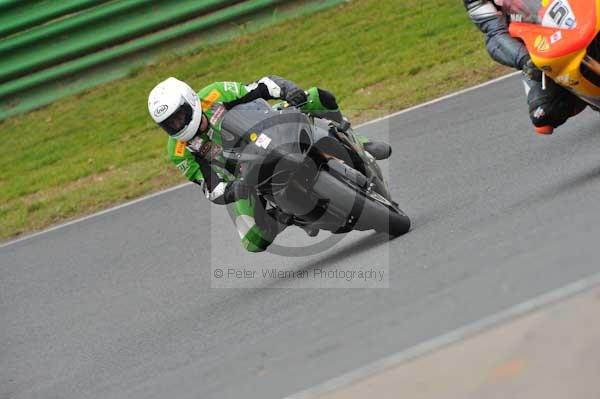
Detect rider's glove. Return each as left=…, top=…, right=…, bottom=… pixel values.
left=521, top=56, right=543, bottom=82
left=285, top=87, right=308, bottom=106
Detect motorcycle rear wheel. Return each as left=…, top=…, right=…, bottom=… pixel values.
left=311, top=171, right=411, bottom=237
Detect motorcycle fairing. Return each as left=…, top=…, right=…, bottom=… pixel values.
left=508, top=0, right=600, bottom=105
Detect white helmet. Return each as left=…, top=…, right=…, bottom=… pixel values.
left=148, top=77, right=202, bottom=142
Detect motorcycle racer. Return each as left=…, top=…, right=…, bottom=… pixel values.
left=148, top=76, right=391, bottom=252
left=464, top=0, right=587, bottom=134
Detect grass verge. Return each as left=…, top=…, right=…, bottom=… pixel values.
left=0, top=0, right=510, bottom=241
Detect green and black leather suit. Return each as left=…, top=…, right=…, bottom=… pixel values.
left=167, top=76, right=346, bottom=252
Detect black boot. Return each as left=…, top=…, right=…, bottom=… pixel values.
left=363, top=141, right=392, bottom=160
left=261, top=208, right=293, bottom=235
left=300, top=225, right=319, bottom=237
left=269, top=209, right=319, bottom=237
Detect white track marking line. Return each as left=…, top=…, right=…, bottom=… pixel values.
left=0, top=72, right=520, bottom=249
left=357, top=72, right=520, bottom=129
left=0, top=183, right=190, bottom=249
left=283, top=270, right=600, bottom=399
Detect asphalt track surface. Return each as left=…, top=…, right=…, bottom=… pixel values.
left=2, top=74, right=600, bottom=399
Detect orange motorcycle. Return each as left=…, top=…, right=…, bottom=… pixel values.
left=504, top=0, right=600, bottom=108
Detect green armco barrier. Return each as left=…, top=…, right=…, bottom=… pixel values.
left=0, top=0, right=109, bottom=39
left=0, top=0, right=237, bottom=83
left=0, top=0, right=279, bottom=97
left=0, top=0, right=344, bottom=121
left=0, top=0, right=152, bottom=54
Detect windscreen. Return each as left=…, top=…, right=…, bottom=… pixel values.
left=502, top=0, right=577, bottom=29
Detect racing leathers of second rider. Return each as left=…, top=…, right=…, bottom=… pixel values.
left=464, top=0, right=587, bottom=134
left=148, top=76, right=391, bottom=252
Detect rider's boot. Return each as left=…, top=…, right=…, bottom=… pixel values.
left=527, top=76, right=588, bottom=136
left=300, top=225, right=319, bottom=237
left=362, top=141, right=392, bottom=160
left=532, top=98, right=586, bottom=135
left=338, top=118, right=392, bottom=161
left=267, top=208, right=319, bottom=237
left=354, top=132, right=392, bottom=160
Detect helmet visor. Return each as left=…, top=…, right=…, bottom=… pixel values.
left=159, top=101, right=193, bottom=136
